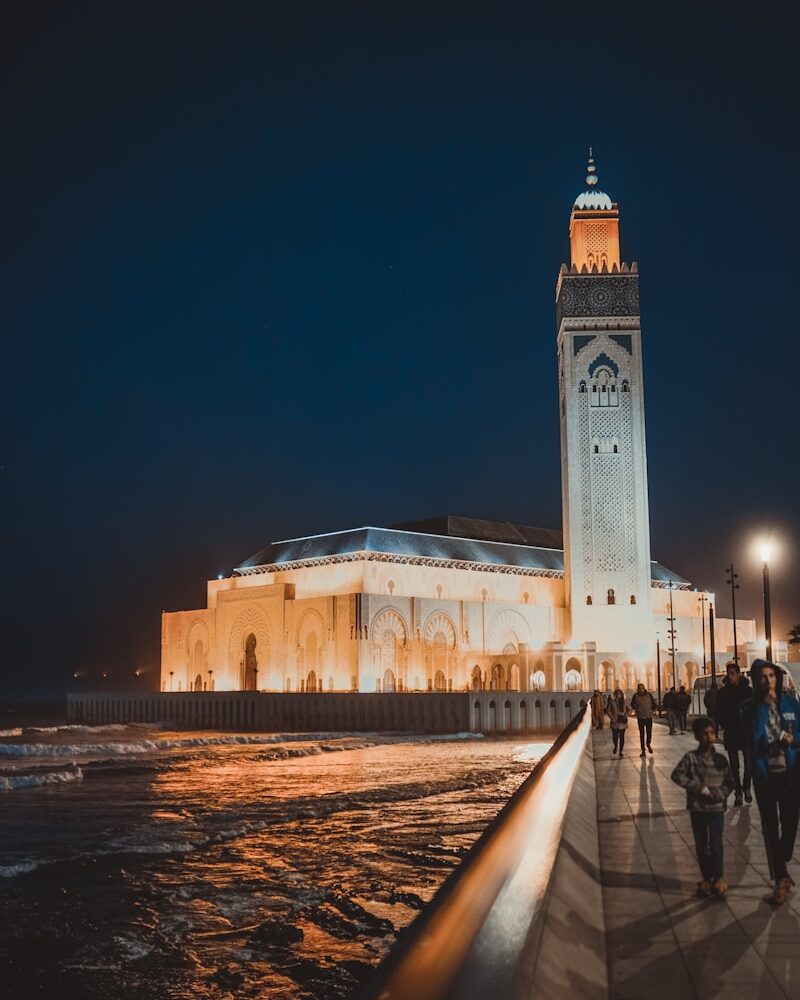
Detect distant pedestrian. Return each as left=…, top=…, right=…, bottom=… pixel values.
left=743, top=660, right=800, bottom=906
left=704, top=682, right=718, bottom=722
left=671, top=715, right=734, bottom=898
left=591, top=689, right=605, bottom=729
left=631, top=682, right=655, bottom=758
left=607, top=688, right=629, bottom=758
left=664, top=687, right=679, bottom=735
left=676, top=685, right=691, bottom=733
left=715, top=661, right=753, bottom=806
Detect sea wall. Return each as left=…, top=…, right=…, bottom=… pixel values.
left=66, top=691, right=587, bottom=734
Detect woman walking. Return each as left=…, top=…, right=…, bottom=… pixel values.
left=744, top=660, right=800, bottom=906
left=607, top=688, right=629, bottom=758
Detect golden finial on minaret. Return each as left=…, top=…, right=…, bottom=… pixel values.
left=586, top=147, right=598, bottom=187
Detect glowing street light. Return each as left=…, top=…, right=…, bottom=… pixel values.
left=760, top=543, right=773, bottom=662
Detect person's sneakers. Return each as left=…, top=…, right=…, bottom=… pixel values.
left=647, top=745, right=654, bottom=754
left=612, top=745, right=617, bottom=755
left=619, top=751, right=624, bottom=758
left=640, top=751, right=646, bottom=758
left=771, top=878, right=792, bottom=906
left=712, top=880, right=728, bottom=899
left=696, top=880, right=712, bottom=898
left=744, top=790, right=753, bottom=804
left=734, top=794, right=743, bottom=807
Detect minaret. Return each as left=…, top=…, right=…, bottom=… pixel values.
left=556, top=152, right=652, bottom=650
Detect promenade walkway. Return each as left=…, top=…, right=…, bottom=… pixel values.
left=594, top=721, right=800, bottom=999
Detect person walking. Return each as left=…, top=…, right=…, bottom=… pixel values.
left=743, top=660, right=800, bottom=906
left=671, top=715, right=735, bottom=898
left=677, top=685, right=691, bottom=734
left=631, top=682, right=655, bottom=757
left=591, top=689, right=606, bottom=729
left=607, top=688, right=629, bottom=758
left=715, top=661, right=753, bottom=806
left=664, top=686, right=679, bottom=735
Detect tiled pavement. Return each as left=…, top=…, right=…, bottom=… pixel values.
left=594, top=722, right=800, bottom=999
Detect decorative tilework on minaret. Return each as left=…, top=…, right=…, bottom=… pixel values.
left=556, top=153, right=653, bottom=647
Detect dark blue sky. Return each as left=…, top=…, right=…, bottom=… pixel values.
left=2, top=3, right=798, bottom=699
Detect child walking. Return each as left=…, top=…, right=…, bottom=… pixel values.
left=671, top=716, right=735, bottom=897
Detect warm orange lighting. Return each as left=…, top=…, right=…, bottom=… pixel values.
left=570, top=206, right=621, bottom=271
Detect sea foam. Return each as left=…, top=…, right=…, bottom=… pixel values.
left=0, top=767, right=84, bottom=791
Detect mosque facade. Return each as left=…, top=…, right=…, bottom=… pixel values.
left=160, top=159, right=767, bottom=696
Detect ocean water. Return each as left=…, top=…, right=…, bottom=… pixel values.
left=0, top=722, right=551, bottom=999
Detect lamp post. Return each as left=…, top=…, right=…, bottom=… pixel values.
left=762, top=545, right=773, bottom=662
left=725, top=563, right=740, bottom=665
left=169, top=670, right=174, bottom=692
left=208, top=669, right=214, bottom=692
left=708, top=595, right=717, bottom=690
left=667, top=582, right=678, bottom=690
left=656, top=635, right=662, bottom=716
left=253, top=666, right=259, bottom=692
left=697, top=593, right=707, bottom=676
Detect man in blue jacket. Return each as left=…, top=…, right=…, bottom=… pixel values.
left=743, top=659, right=800, bottom=906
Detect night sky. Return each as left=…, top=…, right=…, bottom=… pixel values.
left=3, top=3, right=798, bottom=700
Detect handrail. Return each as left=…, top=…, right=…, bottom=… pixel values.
left=358, top=705, right=591, bottom=1000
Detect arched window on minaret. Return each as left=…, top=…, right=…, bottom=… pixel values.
left=586, top=595, right=592, bottom=605
left=607, top=589, right=616, bottom=605
left=630, top=595, right=637, bottom=605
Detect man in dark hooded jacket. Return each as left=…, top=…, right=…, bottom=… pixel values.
left=715, top=661, right=753, bottom=805
left=743, top=659, right=800, bottom=906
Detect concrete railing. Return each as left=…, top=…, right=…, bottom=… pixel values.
left=66, top=691, right=587, bottom=734
left=357, top=705, right=608, bottom=1000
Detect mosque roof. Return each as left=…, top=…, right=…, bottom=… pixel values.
left=236, top=515, right=689, bottom=587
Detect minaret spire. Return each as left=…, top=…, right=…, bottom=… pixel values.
left=586, top=148, right=598, bottom=187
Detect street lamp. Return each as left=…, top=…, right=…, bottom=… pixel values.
left=708, top=593, right=717, bottom=690
left=656, top=633, right=662, bottom=715
left=697, top=593, right=707, bottom=675
left=761, top=544, right=773, bottom=662
left=169, top=670, right=174, bottom=692
left=208, top=669, right=214, bottom=691
left=667, top=582, right=678, bottom=690
left=725, top=564, right=740, bottom=665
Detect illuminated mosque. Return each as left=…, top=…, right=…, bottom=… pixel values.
left=161, top=157, right=764, bottom=696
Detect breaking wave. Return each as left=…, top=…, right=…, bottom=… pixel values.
left=0, top=766, right=83, bottom=791
left=0, top=733, right=357, bottom=758
left=0, top=728, right=22, bottom=738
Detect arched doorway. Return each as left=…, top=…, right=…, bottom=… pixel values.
left=491, top=663, right=505, bottom=691
left=306, top=670, right=318, bottom=693
left=434, top=669, right=447, bottom=692
left=471, top=665, right=482, bottom=691
left=531, top=670, right=546, bottom=692
left=193, top=674, right=203, bottom=692
left=621, top=661, right=635, bottom=692
left=509, top=664, right=520, bottom=691
left=600, top=660, right=615, bottom=692
left=564, top=657, right=583, bottom=692
left=243, top=633, right=258, bottom=691
left=383, top=668, right=396, bottom=693
left=192, top=639, right=204, bottom=689
left=684, top=660, right=699, bottom=690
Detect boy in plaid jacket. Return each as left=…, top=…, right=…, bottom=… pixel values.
left=671, top=716, right=735, bottom=897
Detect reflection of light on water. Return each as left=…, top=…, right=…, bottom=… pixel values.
left=1, top=728, right=555, bottom=1000
left=512, top=742, right=553, bottom=763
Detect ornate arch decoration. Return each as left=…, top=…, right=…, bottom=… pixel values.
left=370, top=607, right=408, bottom=647
left=185, top=619, right=210, bottom=655
left=295, top=608, right=326, bottom=647
left=487, top=608, right=532, bottom=653
left=422, top=611, right=457, bottom=649
left=588, top=352, right=620, bottom=378
left=228, top=605, right=271, bottom=672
